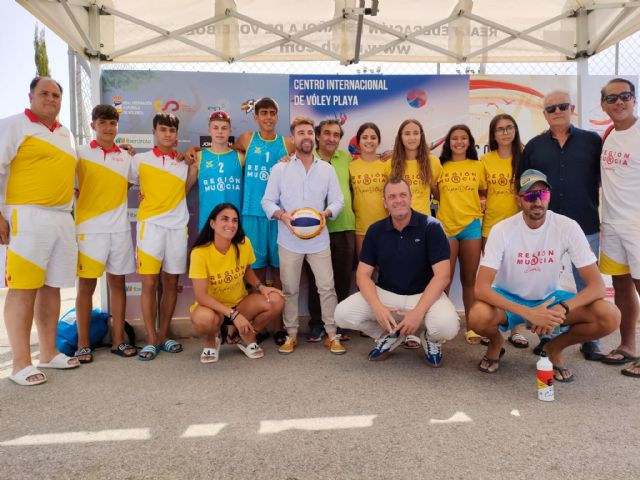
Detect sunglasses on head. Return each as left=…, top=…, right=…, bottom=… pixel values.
left=544, top=103, right=571, bottom=114
left=602, top=92, right=635, bottom=104
left=520, top=189, right=551, bottom=203
left=209, top=111, right=230, bottom=121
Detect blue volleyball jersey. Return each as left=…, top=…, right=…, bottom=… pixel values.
left=242, top=132, right=288, bottom=216
left=198, top=149, right=243, bottom=229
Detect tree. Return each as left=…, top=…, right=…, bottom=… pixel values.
left=34, top=24, right=50, bottom=77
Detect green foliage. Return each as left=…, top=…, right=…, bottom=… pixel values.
left=34, top=24, right=50, bottom=77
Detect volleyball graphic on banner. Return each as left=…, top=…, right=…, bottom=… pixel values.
left=290, top=208, right=325, bottom=239
left=406, top=89, right=427, bottom=108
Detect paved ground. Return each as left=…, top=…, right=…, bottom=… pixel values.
left=0, top=290, right=638, bottom=480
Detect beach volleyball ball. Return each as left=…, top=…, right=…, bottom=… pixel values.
left=290, top=208, right=325, bottom=239
left=406, top=89, right=427, bottom=108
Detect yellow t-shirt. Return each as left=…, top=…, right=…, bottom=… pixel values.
left=385, top=155, right=442, bottom=216
left=480, top=150, right=519, bottom=238
left=189, top=237, right=256, bottom=307
left=436, top=159, right=487, bottom=237
left=349, top=158, right=389, bottom=235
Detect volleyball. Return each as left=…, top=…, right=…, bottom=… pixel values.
left=406, top=89, right=427, bottom=108
left=290, top=208, right=325, bottom=239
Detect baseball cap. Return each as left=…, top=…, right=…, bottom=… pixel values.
left=519, top=169, right=552, bottom=194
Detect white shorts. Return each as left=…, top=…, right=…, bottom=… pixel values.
left=600, top=222, right=640, bottom=279
left=136, top=221, right=187, bottom=275
left=2, top=205, right=77, bottom=289
left=77, top=231, right=135, bottom=278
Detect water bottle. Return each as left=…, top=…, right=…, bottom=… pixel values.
left=536, top=355, right=554, bottom=401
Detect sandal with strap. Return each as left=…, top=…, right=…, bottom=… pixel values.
left=138, top=344, right=158, bottom=361
left=465, top=330, right=487, bottom=345
left=237, top=342, right=264, bottom=359
left=201, top=337, right=221, bottom=364
left=402, top=334, right=422, bottom=349
left=158, top=339, right=183, bottom=353
left=478, top=348, right=506, bottom=374
left=9, top=365, right=47, bottom=386
left=111, top=343, right=138, bottom=358
left=508, top=333, right=529, bottom=349
left=74, top=346, right=94, bottom=364
left=39, top=353, right=80, bottom=369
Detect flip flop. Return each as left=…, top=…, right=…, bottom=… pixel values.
left=478, top=347, right=506, bottom=374
left=138, top=344, right=158, bottom=361
left=601, top=349, right=638, bottom=365
left=110, top=343, right=138, bottom=358
left=237, top=342, right=264, bottom=359
left=508, top=333, right=529, bottom=349
left=74, top=346, right=94, bottom=364
left=621, top=360, right=640, bottom=378
left=39, top=353, right=80, bottom=369
left=158, top=339, right=183, bottom=353
left=402, top=334, right=422, bottom=349
left=9, top=365, right=47, bottom=386
left=553, top=366, right=575, bottom=383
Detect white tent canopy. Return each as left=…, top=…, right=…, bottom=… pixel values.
left=17, top=0, right=640, bottom=64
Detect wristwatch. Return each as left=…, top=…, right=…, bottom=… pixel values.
left=254, top=282, right=263, bottom=291
left=558, top=301, right=570, bottom=315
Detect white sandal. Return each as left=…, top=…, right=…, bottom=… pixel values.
left=200, top=337, right=221, bottom=364
left=238, top=342, right=264, bottom=359
left=9, top=365, right=47, bottom=386
left=402, top=334, right=422, bottom=349
left=38, top=353, right=80, bottom=369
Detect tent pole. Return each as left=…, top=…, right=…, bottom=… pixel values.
left=576, top=7, right=589, bottom=129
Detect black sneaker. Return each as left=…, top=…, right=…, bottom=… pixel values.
left=306, top=326, right=326, bottom=343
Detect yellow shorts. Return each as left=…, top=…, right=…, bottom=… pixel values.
left=77, top=231, right=135, bottom=278
left=600, top=222, right=640, bottom=279
left=2, top=205, right=77, bottom=289
left=136, top=221, right=187, bottom=275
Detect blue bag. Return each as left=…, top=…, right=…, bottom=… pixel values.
left=56, top=308, right=111, bottom=356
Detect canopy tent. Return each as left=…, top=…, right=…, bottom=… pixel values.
left=17, top=0, right=640, bottom=65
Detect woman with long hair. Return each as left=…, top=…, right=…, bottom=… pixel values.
left=435, top=125, right=487, bottom=345
left=481, top=114, right=527, bottom=348
left=387, top=119, right=442, bottom=216
left=189, top=203, right=284, bottom=363
left=349, top=122, right=389, bottom=257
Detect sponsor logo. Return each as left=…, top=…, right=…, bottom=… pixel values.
left=125, top=282, right=143, bottom=296
left=115, top=134, right=154, bottom=149
left=154, top=99, right=199, bottom=113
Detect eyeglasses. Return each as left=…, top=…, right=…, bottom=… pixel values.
left=544, top=103, right=571, bottom=114
left=495, top=125, right=515, bottom=135
left=520, top=189, right=551, bottom=203
left=602, top=92, right=635, bottom=104
left=209, top=111, right=230, bottom=121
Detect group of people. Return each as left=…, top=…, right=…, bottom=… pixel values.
left=0, top=76, right=637, bottom=387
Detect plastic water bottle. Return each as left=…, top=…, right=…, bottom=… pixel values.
left=536, top=356, right=554, bottom=401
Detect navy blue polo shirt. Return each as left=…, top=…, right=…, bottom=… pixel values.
left=519, top=125, right=601, bottom=235
left=360, top=210, right=450, bottom=295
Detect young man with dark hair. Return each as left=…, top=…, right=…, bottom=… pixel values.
left=233, top=97, right=294, bottom=344
left=131, top=113, right=198, bottom=360
left=74, top=104, right=137, bottom=362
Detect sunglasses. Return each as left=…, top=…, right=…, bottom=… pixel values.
left=209, top=111, right=231, bottom=121
left=602, top=92, right=635, bottom=104
left=495, top=124, right=515, bottom=135
left=520, top=189, right=551, bottom=203
left=544, top=103, right=571, bottom=114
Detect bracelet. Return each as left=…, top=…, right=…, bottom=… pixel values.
left=254, top=282, right=263, bottom=290
left=558, top=301, right=570, bottom=315
left=229, top=307, right=238, bottom=319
